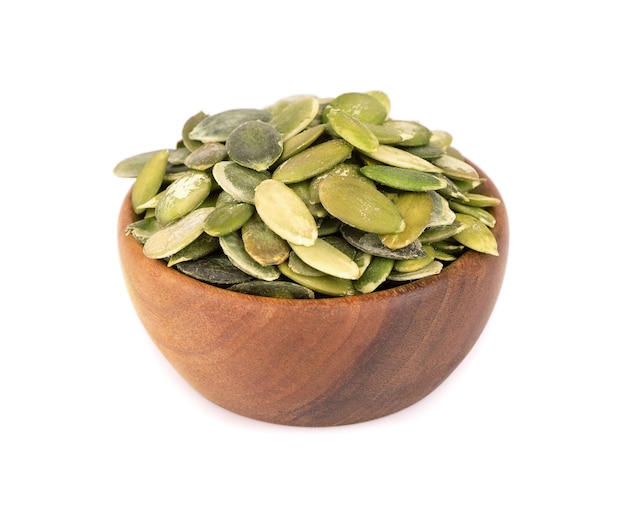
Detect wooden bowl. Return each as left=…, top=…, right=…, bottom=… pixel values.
left=117, top=163, right=508, bottom=427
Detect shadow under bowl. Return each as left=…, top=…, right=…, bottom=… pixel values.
left=117, top=162, right=509, bottom=427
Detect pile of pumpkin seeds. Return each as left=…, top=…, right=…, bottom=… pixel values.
left=115, top=92, right=500, bottom=299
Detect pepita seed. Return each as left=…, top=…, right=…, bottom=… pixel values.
left=268, top=95, right=319, bottom=140
left=155, top=171, right=212, bottom=226
left=359, top=165, right=447, bottom=192
left=125, top=216, right=160, bottom=244
left=387, top=260, right=443, bottom=281
left=326, top=107, right=379, bottom=153
left=452, top=213, right=499, bottom=256
left=219, top=231, right=281, bottom=281
left=226, top=120, right=283, bottom=171
left=278, top=262, right=356, bottom=297
left=131, top=149, right=168, bottom=214
left=426, top=191, right=457, bottom=228
left=189, top=108, right=271, bottom=143
left=393, top=245, right=436, bottom=272
left=360, top=144, right=441, bottom=173
left=228, top=280, right=315, bottom=299
left=272, top=139, right=353, bottom=183
left=288, top=252, right=326, bottom=277
left=204, top=202, right=254, bottom=237
left=319, top=176, right=405, bottom=235
left=449, top=201, right=496, bottom=228
left=254, top=179, right=318, bottom=246
left=176, top=253, right=254, bottom=285
left=432, top=155, right=480, bottom=181
left=181, top=111, right=207, bottom=151
left=328, top=92, right=388, bottom=124
left=144, top=207, right=213, bottom=259
left=212, top=161, right=270, bottom=204
left=418, top=220, right=466, bottom=244
left=167, top=233, right=220, bottom=267
left=241, top=213, right=290, bottom=266
left=340, top=225, right=426, bottom=260
left=380, top=192, right=433, bottom=249
left=464, top=192, right=502, bottom=208
left=383, top=120, right=431, bottom=146
left=184, top=142, right=227, bottom=171
left=355, top=257, right=394, bottom=294
left=289, top=238, right=360, bottom=280
left=278, top=124, right=327, bottom=163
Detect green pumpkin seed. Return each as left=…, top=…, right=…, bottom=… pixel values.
left=453, top=213, right=499, bottom=256
left=359, top=165, right=447, bottom=192
left=289, top=238, right=360, bottom=280
left=167, top=233, right=220, bottom=267
left=432, top=248, right=458, bottom=262
left=388, top=260, right=443, bottom=281
left=228, top=280, right=315, bottom=299
left=144, top=207, right=213, bottom=259
left=426, top=191, right=456, bottom=228
left=316, top=215, right=342, bottom=236
left=353, top=250, right=372, bottom=278
left=204, top=202, right=254, bottom=237
left=326, top=107, right=379, bottom=153
left=365, top=90, right=391, bottom=117
left=189, top=108, right=271, bottom=143
left=432, top=155, right=480, bottom=181
left=176, top=253, right=254, bottom=285
left=449, top=201, right=496, bottom=228
left=184, top=142, right=227, bottom=171
left=464, top=192, right=502, bottom=207
left=355, top=257, right=394, bottom=294
left=168, top=147, right=191, bottom=165
left=226, top=120, right=283, bottom=171
left=340, top=225, right=426, bottom=260
left=361, top=144, right=441, bottom=173
left=219, top=231, right=281, bottom=281
left=278, top=262, right=356, bottom=297
left=288, top=252, right=326, bottom=277
left=364, top=122, right=403, bottom=144
left=402, top=144, right=445, bottom=160
left=254, top=179, right=318, bottom=246
left=329, top=92, right=388, bottom=124
left=380, top=192, right=433, bottom=249
left=273, top=139, right=353, bottom=183
left=241, top=213, right=290, bottom=266
left=309, top=162, right=366, bottom=203
left=384, top=120, right=431, bottom=146
left=131, top=150, right=169, bottom=214
left=429, top=130, right=453, bottom=150
left=155, top=171, right=212, bottom=226
left=268, top=95, right=319, bottom=140
left=182, top=111, right=207, bottom=151
left=212, top=161, right=270, bottom=204
left=113, top=150, right=167, bottom=178
left=278, top=124, right=327, bottom=163
left=393, top=245, right=436, bottom=272
left=319, top=176, right=405, bottom=234
left=418, top=220, right=466, bottom=243
left=125, top=216, right=160, bottom=244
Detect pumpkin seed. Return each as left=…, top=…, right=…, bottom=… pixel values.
left=432, top=155, right=480, bottom=181
left=384, top=120, right=431, bottom=146
left=184, top=142, right=227, bottom=171
left=464, top=192, right=502, bottom=208
left=360, top=144, right=441, bottom=173
left=228, top=280, right=315, bottom=299
left=125, top=216, right=160, bottom=244
left=155, top=171, right=212, bottom=226
left=418, top=220, right=466, bottom=243
left=273, top=139, right=353, bottom=183
left=340, top=225, right=426, bottom=260
left=241, top=213, right=290, bottom=266
left=309, top=162, right=367, bottom=203
left=326, top=107, right=379, bottom=153
left=449, top=201, right=496, bottom=228
left=355, top=257, right=394, bottom=294
left=453, top=213, right=499, bottom=256
left=144, top=207, right=213, bottom=259
left=316, top=215, right=342, bottom=236
left=189, top=108, right=271, bottom=143
left=359, top=165, right=447, bottom=192
left=182, top=111, right=207, bottom=151
left=426, top=191, right=457, bottom=228
left=131, top=149, right=168, bottom=214
left=226, top=120, right=283, bottom=171
left=432, top=248, right=458, bottom=262
left=113, top=150, right=169, bottom=178
left=364, top=122, right=403, bottom=144
left=176, top=253, right=254, bottom=285
left=254, top=179, right=318, bottom=246
left=278, top=124, right=327, bottom=163
left=278, top=262, right=356, bottom=297
left=380, top=192, right=433, bottom=249
left=353, top=250, right=372, bottom=278
left=289, top=238, right=360, bottom=280
left=328, top=92, right=388, bottom=124
left=319, top=176, right=405, bottom=234
left=212, top=161, right=270, bottom=204
left=288, top=252, right=326, bottom=277
left=204, top=202, right=254, bottom=237
left=388, top=260, right=443, bottom=281
left=429, top=130, right=453, bottom=150
left=219, top=231, right=281, bottom=281
left=365, top=90, right=391, bottom=117
left=168, top=147, right=191, bottom=165
left=268, top=95, right=319, bottom=140
left=402, top=144, right=445, bottom=160
left=167, top=233, right=220, bottom=267
left=393, top=245, right=436, bottom=272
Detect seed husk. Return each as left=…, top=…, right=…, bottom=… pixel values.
left=254, top=179, right=318, bottom=246
left=355, top=257, right=394, bottom=294
left=241, top=213, right=290, bottom=266
left=359, top=165, right=447, bottom=192
left=131, top=149, right=168, bottom=214
left=219, top=231, right=281, bottom=281
left=189, top=108, right=271, bottom=143
left=228, top=280, right=315, bottom=299
left=273, top=139, right=353, bottom=183
left=380, top=192, right=433, bottom=249
left=289, top=238, right=360, bottom=280
left=212, top=161, right=270, bottom=204
left=144, top=207, right=213, bottom=259
left=452, top=213, right=499, bottom=256
left=226, top=120, right=283, bottom=171
left=204, top=202, right=254, bottom=237
left=326, top=107, right=379, bottom=153
left=278, top=262, right=356, bottom=297
left=184, top=142, right=227, bottom=171
left=319, top=176, right=405, bottom=234
left=176, top=253, right=254, bottom=285
left=155, top=171, right=212, bottom=226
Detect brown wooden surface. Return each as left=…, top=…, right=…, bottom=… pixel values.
left=117, top=164, right=509, bottom=426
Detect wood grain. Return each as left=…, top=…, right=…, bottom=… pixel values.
left=117, top=163, right=509, bottom=426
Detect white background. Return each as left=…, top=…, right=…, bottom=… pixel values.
left=2, top=1, right=624, bottom=510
